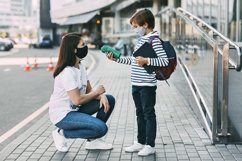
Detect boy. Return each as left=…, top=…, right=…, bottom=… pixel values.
left=107, top=9, right=168, bottom=156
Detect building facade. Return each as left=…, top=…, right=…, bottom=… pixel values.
left=50, top=0, right=116, bottom=47
left=0, top=0, right=39, bottom=43
left=49, top=0, right=179, bottom=47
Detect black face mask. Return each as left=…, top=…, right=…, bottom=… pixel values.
left=75, top=46, right=88, bottom=59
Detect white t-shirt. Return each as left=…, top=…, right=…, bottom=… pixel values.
left=49, top=64, right=88, bottom=125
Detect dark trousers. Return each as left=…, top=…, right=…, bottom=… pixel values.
left=132, top=85, right=157, bottom=147
left=78, top=94, right=115, bottom=123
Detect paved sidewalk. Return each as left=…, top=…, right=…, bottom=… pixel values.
left=1, top=50, right=242, bottom=161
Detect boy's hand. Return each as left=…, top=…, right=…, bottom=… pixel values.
left=135, top=56, right=148, bottom=66
left=106, top=53, right=117, bottom=61
left=101, top=45, right=121, bottom=59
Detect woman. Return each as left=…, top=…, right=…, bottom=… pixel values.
left=49, top=33, right=115, bottom=152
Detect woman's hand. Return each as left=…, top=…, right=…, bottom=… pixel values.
left=95, top=85, right=106, bottom=95
left=100, top=95, right=110, bottom=113
left=106, top=52, right=117, bottom=61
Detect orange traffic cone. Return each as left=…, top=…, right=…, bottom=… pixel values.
left=47, top=57, right=54, bottom=72
left=24, top=57, right=31, bottom=71
left=32, top=56, right=38, bottom=69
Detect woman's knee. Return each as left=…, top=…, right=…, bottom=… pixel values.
left=95, top=121, right=108, bottom=138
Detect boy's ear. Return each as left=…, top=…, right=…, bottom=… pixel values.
left=143, top=22, right=148, bottom=29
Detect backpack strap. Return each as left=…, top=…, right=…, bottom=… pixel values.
left=147, top=36, right=170, bottom=86
left=148, top=36, right=164, bottom=46
left=148, top=36, right=158, bottom=47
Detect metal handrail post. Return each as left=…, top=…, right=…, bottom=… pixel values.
left=212, top=43, right=219, bottom=143
left=220, top=43, right=230, bottom=136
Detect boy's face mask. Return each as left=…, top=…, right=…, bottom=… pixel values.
left=75, top=46, right=88, bottom=59
left=134, top=26, right=146, bottom=37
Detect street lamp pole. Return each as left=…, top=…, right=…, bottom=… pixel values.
left=236, top=0, right=240, bottom=42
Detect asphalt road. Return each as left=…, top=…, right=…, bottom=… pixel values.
left=0, top=47, right=57, bottom=148
left=0, top=64, right=54, bottom=134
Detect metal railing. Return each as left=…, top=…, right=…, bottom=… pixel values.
left=158, top=7, right=242, bottom=143
left=176, top=7, right=242, bottom=71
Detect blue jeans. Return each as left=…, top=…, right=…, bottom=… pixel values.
left=132, top=86, right=157, bottom=147
left=55, top=94, right=115, bottom=139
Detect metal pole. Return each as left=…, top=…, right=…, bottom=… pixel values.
left=218, top=0, right=221, bottom=32
left=202, top=0, right=204, bottom=20
left=236, top=0, right=240, bottom=42
left=188, top=0, right=190, bottom=12
left=115, top=11, right=120, bottom=33
left=220, top=43, right=230, bottom=136
left=176, top=17, right=180, bottom=42
left=153, top=0, right=161, bottom=33
left=209, top=0, right=211, bottom=25
left=225, top=0, right=229, bottom=37
left=212, top=43, right=219, bottom=143
left=191, top=0, right=193, bottom=14
left=196, top=0, right=198, bottom=16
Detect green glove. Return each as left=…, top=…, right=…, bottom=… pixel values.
left=101, top=45, right=121, bottom=59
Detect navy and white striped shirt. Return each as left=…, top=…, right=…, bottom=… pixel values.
left=117, top=31, right=168, bottom=86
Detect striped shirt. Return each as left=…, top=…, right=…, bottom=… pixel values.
left=117, top=31, right=168, bottom=86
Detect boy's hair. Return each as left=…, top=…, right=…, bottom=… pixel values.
left=130, top=8, right=155, bottom=29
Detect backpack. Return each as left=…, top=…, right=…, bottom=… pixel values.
left=148, top=36, right=177, bottom=85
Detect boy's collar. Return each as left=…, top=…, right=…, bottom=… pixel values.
left=143, top=31, right=158, bottom=37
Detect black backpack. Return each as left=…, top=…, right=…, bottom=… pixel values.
left=148, top=36, right=177, bottom=85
